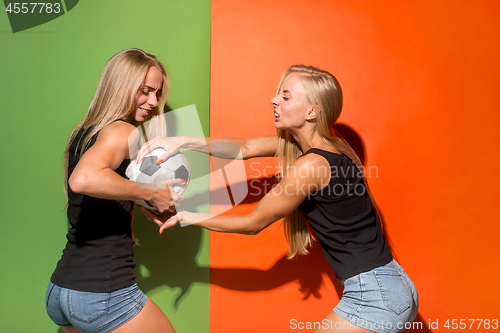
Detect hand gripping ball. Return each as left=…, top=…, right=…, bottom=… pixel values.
left=126, top=148, right=191, bottom=210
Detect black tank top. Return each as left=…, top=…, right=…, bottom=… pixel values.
left=51, top=123, right=135, bottom=292
left=298, top=148, right=392, bottom=281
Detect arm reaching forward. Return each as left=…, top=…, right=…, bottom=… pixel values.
left=141, top=153, right=331, bottom=234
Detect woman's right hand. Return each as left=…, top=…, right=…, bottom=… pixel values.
left=135, top=136, right=185, bottom=165
left=148, top=178, right=185, bottom=213
left=139, top=206, right=184, bottom=233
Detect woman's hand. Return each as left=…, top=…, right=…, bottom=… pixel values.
left=139, top=206, right=220, bottom=234
left=139, top=206, right=184, bottom=232
left=135, top=136, right=185, bottom=164
left=147, top=178, right=185, bottom=213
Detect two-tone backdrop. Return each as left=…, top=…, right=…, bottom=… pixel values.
left=1, top=0, right=499, bottom=332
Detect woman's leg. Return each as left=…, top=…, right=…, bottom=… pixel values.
left=313, top=311, right=375, bottom=333
left=61, top=326, right=81, bottom=333
left=111, top=298, right=176, bottom=333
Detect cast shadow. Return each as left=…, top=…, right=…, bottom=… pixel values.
left=133, top=212, right=209, bottom=307
left=335, top=124, right=430, bottom=332
left=132, top=104, right=212, bottom=306
left=210, top=238, right=343, bottom=300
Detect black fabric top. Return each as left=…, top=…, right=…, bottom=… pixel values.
left=298, top=148, right=392, bottom=282
left=51, top=123, right=135, bottom=292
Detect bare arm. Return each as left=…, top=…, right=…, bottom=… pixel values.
left=207, top=135, right=278, bottom=159
left=135, top=135, right=278, bottom=163
left=68, top=121, right=179, bottom=213
left=142, top=153, right=331, bottom=234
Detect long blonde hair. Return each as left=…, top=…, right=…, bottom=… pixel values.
left=276, top=65, right=380, bottom=258
left=63, top=48, right=168, bottom=193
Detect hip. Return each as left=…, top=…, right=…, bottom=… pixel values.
left=334, top=260, right=419, bottom=333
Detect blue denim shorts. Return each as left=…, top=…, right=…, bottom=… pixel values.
left=45, top=282, right=148, bottom=333
left=334, top=260, right=419, bottom=333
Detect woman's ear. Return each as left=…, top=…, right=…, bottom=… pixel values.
left=306, top=105, right=319, bottom=120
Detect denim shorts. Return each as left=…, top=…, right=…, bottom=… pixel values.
left=334, top=260, right=419, bottom=333
left=45, top=282, right=148, bottom=333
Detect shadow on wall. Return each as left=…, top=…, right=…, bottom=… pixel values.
left=94, top=123, right=431, bottom=332
left=133, top=213, right=208, bottom=307
left=131, top=104, right=211, bottom=307
left=336, top=124, right=430, bottom=332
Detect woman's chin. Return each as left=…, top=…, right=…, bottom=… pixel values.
left=134, top=115, right=146, bottom=123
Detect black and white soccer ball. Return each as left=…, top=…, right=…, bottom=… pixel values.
left=126, top=148, right=191, bottom=210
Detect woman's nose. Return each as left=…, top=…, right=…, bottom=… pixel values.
left=270, top=96, right=279, bottom=106
left=149, top=94, right=158, bottom=107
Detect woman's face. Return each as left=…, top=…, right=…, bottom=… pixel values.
left=134, top=66, right=164, bottom=123
left=270, top=73, right=310, bottom=131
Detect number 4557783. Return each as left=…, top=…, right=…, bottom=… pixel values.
left=5, top=3, right=61, bottom=14
left=444, top=319, right=498, bottom=330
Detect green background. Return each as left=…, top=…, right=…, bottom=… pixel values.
left=0, top=0, right=211, bottom=332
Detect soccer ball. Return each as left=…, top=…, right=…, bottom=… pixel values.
left=126, top=148, right=191, bottom=210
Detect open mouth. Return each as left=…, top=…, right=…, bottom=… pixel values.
left=139, top=107, right=149, bottom=116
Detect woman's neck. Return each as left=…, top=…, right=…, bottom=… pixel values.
left=290, top=127, right=325, bottom=153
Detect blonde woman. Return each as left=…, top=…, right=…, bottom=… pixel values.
left=139, top=65, right=418, bottom=332
left=46, top=49, right=179, bottom=333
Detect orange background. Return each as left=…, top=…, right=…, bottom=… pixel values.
left=210, top=0, right=500, bottom=331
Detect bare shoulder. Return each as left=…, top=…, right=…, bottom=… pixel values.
left=95, top=121, right=137, bottom=158
left=99, top=121, right=136, bottom=139
left=284, top=153, right=331, bottom=183
left=293, top=152, right=330, bottom=170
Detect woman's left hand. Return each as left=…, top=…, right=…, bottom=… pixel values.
left=135, top=136, right=185, bottom=164
left=138, top=206, right=183, bottom=233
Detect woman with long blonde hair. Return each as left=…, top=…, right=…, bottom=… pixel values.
left=139, top=65, right=418, bottom=332
left=46, top=49, right=179, bottom=333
